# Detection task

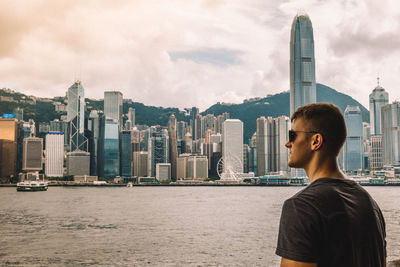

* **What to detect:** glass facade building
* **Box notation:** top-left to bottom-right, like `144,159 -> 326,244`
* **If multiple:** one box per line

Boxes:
382,102 -> 400,166
290,14 -> 316,116
99,117 -> 120,179
120,130 -> 132,177
343,106 -> 363,171
147,126 -> 169,177
104,91 -> 123,130
67,81 -> 87,152
369,81 -> 389,135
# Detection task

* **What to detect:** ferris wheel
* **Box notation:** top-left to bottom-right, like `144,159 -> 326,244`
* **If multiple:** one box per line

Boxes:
216,154 -> 243,181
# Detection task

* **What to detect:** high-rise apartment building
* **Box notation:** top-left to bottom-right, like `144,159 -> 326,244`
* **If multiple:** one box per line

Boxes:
343,106 -> 363,171
369,79 -> 389,135
147,126 -> 169,177
45,132 -> 64,177
382,102 -> 400,166
67,81 -> 87,152
290,14 -> 316,116
222,119 -> 243,176
104,91 -> 123,129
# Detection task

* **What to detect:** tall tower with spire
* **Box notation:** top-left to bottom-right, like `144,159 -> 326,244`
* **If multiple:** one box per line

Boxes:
290,14 -> 316,116
369,77 -> 389,135
67,80 -> 87,151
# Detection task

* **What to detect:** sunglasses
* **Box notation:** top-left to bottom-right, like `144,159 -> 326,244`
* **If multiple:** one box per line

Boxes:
288,130 -> 321,142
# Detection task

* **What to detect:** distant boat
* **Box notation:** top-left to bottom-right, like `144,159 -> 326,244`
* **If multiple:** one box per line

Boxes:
17,181 -> 48,192
126,182 -> 133,187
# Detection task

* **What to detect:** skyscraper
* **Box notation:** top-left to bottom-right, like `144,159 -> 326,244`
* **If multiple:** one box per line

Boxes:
343,106 -> 363,171
147,126 -> 169,177
290,14 -> 316,116
128,107 -> 135,129
0,118 -> 18,181
98,117 -> 120,179
67,81 -> 87,152
120,130 -> 132,177
222,119 -> 243,177
168,114 -> 178,180
104,91 -> 123,130
382,102 -> 400,166
45,132 -> 64,177
369,78 -> 389,135
23,137 -> 43,172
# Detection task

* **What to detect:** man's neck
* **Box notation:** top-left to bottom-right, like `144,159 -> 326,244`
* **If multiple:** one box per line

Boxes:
304,155 -> 345,184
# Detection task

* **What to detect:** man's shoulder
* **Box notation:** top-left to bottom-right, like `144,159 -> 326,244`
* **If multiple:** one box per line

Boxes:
287,178 -> 366,209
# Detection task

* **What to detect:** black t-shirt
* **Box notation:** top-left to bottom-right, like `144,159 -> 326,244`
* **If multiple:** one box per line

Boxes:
275,178 -> 386,266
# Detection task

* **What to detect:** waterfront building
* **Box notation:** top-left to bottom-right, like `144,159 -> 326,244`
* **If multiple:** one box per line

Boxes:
256,117 -> 268,176
0,139 -> 17,182
120,130 -> 132,177
290,14 -> 316,116
147,126 -> 169,177
23,137 -> 43,172
45,132 -> 64,177
256,116 -> 290,175
222,119 -> 243,175
168,114 -> 178,180
132,151 -> 148,177
243,144 -> 249,173
98,117 -> 120,179
0,119 -> 18,181
343,106 -> 363,171
67,81 -> 87,152
104,91 -> 123,130
370,135 -> 383,169
88,111 -> 101,176
369,78 -> 389,135
177,154 -> 208,180
156,163 -> 171,181
66,151 -> 90,176
382,102 -> 400,166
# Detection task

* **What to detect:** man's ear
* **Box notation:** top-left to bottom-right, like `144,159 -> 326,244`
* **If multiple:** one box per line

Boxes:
311,134 -> 323,151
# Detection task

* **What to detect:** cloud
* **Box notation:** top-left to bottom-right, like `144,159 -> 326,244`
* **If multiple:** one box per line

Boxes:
169,48 -> 244,67
1,0 -> 400,112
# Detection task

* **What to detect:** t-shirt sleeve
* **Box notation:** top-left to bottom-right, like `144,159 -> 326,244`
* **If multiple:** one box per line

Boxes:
275,198 -> 320,263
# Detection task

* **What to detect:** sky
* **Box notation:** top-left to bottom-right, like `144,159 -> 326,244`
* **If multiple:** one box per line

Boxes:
1,0 -> 399,111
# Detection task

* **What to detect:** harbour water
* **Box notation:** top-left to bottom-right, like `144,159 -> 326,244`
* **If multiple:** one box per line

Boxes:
1,186 -> 399,266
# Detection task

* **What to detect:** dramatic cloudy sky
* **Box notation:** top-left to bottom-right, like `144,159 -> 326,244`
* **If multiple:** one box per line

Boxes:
1,0 -> 399,111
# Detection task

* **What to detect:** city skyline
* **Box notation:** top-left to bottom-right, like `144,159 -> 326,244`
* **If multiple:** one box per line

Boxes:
1,0 -> 400,110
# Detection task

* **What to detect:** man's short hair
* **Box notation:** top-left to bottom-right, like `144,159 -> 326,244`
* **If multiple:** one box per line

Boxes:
291,103 -> 347,156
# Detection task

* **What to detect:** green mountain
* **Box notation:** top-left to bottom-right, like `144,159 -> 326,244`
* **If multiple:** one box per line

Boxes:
203,83 -> 369,142
0,83 -> 369,143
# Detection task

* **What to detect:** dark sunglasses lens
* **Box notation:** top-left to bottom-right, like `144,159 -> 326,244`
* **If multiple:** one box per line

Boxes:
289,130 -> 296,142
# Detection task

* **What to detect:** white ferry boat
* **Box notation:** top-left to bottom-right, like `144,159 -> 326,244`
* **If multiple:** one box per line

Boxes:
17,181 -> 48,192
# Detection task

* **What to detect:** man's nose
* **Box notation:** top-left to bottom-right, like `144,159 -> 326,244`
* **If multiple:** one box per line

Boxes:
285,141 -> 291,148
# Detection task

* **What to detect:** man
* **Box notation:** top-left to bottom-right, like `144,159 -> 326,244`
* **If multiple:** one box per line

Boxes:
276,103 -> 386,267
